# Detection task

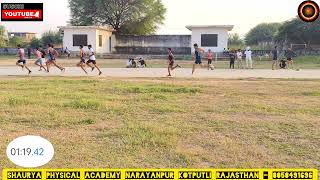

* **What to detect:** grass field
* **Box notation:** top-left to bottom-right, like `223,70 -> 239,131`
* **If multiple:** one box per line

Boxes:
0,55 -> 320,69
0,77 -> 319,172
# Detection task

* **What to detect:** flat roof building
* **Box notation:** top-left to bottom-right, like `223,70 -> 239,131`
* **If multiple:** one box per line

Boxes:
58,26 -> 114,54
186,25 -> 234,52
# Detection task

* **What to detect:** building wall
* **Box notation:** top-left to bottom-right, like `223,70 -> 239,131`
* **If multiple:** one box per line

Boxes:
62,29 -> 113,54
190,27 -> 229,52
26,34 -> 36,41
112,35 -> 191,55
95,29 -> 112,54
61,27 -> 229,54
62,28 -> 97,53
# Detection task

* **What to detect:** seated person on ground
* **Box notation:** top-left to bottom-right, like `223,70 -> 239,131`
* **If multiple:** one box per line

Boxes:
138,58 -> 147,68
126,58 -> 133,68
126,58 -> 137,68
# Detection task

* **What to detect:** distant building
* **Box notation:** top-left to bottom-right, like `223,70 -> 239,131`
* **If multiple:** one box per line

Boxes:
186,25 -> 234,52
8,32 -> 36,42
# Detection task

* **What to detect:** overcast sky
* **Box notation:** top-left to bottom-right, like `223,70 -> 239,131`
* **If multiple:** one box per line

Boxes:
1,0 -> 302,36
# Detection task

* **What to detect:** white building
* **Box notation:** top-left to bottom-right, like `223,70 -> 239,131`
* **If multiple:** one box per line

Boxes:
186,25 -> 234,52
58,26 -> 114,53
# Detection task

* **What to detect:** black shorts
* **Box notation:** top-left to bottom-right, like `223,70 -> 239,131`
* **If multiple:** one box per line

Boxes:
80,58 -> 86,63
195,59 -> 202,65
273,57 -> 278,61
17,59 -> 26,64
208,59 -> 212,64
87,60 -> 96,64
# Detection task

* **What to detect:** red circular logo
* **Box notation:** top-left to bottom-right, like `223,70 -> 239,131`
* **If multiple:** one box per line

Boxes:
298,1 -> 319,22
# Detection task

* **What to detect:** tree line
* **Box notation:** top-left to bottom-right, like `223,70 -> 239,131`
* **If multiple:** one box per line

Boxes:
229,17 -> 320,50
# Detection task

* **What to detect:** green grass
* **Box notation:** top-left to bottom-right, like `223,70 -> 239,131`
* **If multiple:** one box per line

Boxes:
302,91 -> 320,96
64,99 -> 102,110
0,77 -> 319,172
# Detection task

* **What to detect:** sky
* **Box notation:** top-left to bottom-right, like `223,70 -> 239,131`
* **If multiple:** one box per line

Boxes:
0,0 -> 303,37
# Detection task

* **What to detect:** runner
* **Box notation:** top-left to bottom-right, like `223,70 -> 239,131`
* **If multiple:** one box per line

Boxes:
77,45 -> 88,74
237,49 -> 243,69
46,44 -> 65,73
34,47 -> 47,72
207,49 -> 215,70
86,45 -> 102,75
167,48 -> 181,77
271,46 -> 278,70
285,48 -> 296,70
192,43 -> 205,75
16,44 -> 32,75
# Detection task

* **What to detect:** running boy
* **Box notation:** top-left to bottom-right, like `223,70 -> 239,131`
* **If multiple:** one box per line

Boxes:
16,45 -> 32,74
34,47 -> 47,71
46,44 -> 65,73
167,48 -> 181,77
77,45 -> 88,74
86,45 -> 102,75
192,43 -> 205,75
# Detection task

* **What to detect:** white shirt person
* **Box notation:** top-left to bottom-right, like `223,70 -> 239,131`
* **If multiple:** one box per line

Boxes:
245,47 -> 253,69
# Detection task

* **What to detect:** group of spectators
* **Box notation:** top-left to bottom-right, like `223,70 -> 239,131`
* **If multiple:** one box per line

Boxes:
224,46 -> 297,70
224,47 -> 253,69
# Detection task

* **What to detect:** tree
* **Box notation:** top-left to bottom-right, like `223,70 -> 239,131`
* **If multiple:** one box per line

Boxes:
0,25 -> 8,47
41,31 -> 62,46
245,23 -> 281,45
274,17 -> 320,48
69,0 -> 166,35
8,36 -> 27,47
30,38 -> 43,48
228,33 -> 244,46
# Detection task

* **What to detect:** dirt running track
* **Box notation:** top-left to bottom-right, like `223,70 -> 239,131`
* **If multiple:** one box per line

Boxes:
0,66 -> 320,79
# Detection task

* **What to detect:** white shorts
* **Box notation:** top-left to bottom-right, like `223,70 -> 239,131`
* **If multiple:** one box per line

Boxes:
35,58 -> 45,65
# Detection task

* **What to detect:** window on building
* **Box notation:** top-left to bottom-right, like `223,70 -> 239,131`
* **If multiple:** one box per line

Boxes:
201,34 -> 218,47
73,34 -> 87,46
99,35 -> 102,47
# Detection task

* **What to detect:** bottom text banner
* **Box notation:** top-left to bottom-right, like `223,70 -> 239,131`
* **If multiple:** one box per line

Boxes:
2,169 -> 318,180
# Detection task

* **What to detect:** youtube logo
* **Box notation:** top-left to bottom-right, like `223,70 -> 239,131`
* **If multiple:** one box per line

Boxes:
1,3 -> 43,21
